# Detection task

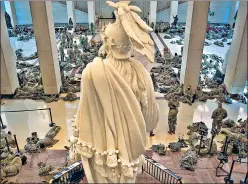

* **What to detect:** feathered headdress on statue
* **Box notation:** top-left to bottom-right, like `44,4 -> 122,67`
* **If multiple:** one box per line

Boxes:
106,1 -> 155,62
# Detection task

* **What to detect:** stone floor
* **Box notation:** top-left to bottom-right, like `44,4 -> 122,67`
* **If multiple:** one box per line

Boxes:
1,96 -> 247,150
152,151 -> 247,183
2,150 -> 247,183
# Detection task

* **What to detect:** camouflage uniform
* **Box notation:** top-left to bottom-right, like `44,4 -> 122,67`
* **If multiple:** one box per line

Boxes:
182,86 -> 193,105
1,156 -> 22,177
59,44 -> 64,62
168,98 -> 179,134
60,33 -> 66,48
37,162 -> 53,176
211,103 -> 227,135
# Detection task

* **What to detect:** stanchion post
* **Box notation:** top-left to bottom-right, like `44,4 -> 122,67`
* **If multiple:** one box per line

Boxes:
198,135 -> 204,155
208,134 -> 215,155
4,137 -> 10,152
223,136 -> 229,154
224,160 -> 235,184
48,108 -> 55,127
14,134 -> 20,153
0,116 -> 7,129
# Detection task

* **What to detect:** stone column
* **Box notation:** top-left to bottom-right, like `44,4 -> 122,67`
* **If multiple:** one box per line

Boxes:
169,1 -> 178,25
87,1 -> 95,27
67,1 -> 76,28
1,7 -> 19,94
149,1 -> 157,29
180,1 -> 210,92
4,1 -> 17,28
229,1 -> 238,26
224,2 -> 247,94
29,1 -> 61,94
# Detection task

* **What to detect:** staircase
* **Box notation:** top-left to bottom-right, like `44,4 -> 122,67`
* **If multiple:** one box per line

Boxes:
157,1 -> 186,13
50,155 -> 183,184
58,1 -> 88,14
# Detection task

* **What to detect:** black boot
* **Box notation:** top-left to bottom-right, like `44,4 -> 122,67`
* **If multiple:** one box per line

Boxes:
150,131 -> 155,137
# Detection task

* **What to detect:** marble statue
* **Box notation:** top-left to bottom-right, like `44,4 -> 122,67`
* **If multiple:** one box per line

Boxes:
168,96 -> 179,134
211,102 -> 227,135
69,1 -> 159,183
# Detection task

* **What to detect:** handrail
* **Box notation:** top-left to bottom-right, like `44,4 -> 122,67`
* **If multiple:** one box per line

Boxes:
143,155 -> 183,184
157,1 -> 186,13
58,1 -> 88,14
50,155 -> 183,184
50,161 -> 84,183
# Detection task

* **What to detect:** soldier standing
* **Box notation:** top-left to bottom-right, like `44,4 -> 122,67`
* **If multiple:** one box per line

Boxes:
211,102 -> 227,135
168,96 -> 179,134
60,32 -> 66,48
59,43 -> 64,62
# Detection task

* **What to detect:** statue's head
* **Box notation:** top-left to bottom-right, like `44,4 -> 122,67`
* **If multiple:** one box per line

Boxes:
102,20 -> 132,60
100,1 -> 154,62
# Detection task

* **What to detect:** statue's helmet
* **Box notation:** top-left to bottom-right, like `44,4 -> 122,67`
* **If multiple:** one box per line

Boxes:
102,19 -> 132,60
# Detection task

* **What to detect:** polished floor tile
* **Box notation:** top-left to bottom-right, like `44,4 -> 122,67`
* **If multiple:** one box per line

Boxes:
1,97 -> 247,150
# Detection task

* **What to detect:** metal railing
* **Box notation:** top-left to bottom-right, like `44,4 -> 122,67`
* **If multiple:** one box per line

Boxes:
142,155 -> 183,184
50,155 -> 183,184
50,161 -> 84,184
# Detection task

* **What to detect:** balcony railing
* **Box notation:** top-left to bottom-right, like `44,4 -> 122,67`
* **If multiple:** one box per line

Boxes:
50,155 -> 183,184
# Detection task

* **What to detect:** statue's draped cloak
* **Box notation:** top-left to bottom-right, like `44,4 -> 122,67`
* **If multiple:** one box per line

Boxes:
73,57 -> 159,183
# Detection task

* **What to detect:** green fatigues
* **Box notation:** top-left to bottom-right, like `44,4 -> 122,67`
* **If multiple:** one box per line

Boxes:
168,108 -> 178,133
211,107 -> 227,134
1,156 -> 22,177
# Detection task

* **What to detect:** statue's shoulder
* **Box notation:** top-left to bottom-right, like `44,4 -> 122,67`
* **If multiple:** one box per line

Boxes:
83,57 -> 106,81
83,57 -> 103,73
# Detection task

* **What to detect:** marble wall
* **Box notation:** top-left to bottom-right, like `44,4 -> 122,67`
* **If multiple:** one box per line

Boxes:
3,1 -> 88,25
52,2 -> 88,24
157,2 -> 188,23
2,1 -> 236,25
15,1 -> 32,25
157,1 -> 234,24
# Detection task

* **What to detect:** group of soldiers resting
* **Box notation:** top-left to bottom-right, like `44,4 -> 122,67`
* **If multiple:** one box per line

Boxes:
0,126 -> 61,180
1,130 -> 27,178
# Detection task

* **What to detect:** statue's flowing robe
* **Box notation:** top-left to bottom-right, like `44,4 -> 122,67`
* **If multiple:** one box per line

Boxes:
73,57 -> 159,183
